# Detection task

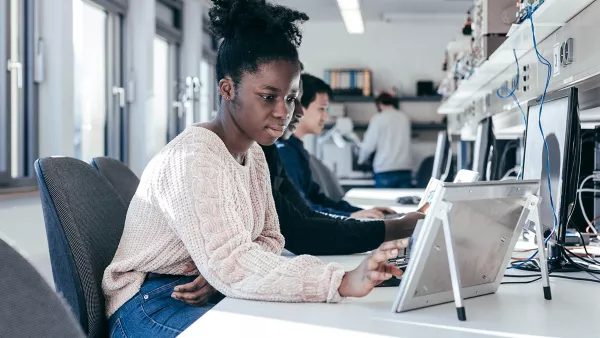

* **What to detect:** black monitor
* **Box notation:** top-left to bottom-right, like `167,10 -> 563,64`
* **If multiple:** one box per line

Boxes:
432,131 -> 450,180
472,117 -> 494,181
522,87 -> 580,266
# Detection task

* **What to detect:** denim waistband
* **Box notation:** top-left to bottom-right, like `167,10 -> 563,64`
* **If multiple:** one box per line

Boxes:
110,274 -> 195,325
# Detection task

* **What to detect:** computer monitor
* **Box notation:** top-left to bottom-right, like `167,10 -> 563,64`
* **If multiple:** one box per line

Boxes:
522,87 -> 580,265
432,131 -> 450,180
472,117 -> 494,181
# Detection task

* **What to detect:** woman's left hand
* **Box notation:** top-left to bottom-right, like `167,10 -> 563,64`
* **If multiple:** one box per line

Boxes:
171,263 -> 218,306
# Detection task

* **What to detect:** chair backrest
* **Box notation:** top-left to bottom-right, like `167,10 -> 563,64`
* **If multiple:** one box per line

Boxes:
0,237 -> 85,338
309,154 -> 346,202
35,157 -> 128,338
90,156 -> 140,206
415,156 -> 435,188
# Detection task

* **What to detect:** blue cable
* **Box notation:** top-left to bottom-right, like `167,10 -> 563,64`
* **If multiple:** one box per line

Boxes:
495,49 -> 527,180
508,8 -> 556,270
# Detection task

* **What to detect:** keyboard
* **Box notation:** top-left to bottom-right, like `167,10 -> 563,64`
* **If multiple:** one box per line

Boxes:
397,196 -> 421,205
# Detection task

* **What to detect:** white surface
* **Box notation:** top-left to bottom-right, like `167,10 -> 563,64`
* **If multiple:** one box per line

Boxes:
344,188 -> 424,208
437,0 -> 595,115
181,254 -> 600,338
339,179 -> 376,186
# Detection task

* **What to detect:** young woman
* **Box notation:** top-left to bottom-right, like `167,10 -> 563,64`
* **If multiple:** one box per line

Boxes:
102,1 -> 416,336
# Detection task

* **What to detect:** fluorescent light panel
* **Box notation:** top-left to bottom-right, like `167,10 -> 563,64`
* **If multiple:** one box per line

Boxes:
337,0 -> 364,34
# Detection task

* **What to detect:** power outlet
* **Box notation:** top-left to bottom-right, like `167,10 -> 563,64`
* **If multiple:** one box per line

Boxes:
553,43 -> 561,77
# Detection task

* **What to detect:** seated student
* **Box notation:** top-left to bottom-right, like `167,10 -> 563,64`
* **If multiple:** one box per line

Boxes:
358,93 -> 413,188
170,79 -> 424,306
102,1 -> 417,336
277,74 -> 392,219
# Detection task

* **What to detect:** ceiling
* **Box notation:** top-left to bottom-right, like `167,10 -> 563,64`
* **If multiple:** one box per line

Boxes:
272,0 -> 473,22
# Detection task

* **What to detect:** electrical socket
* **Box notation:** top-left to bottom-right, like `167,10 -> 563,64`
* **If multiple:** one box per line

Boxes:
553,43 -> 561,77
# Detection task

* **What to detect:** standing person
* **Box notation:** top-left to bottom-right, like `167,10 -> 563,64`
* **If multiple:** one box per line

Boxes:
358,93 -> 413,188
277,73 -> 393,219
102,1 -> 416,337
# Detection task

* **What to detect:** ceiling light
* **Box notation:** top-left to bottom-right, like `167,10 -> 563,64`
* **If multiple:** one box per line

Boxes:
337,0 -> 360,10
337,0 -> 364,34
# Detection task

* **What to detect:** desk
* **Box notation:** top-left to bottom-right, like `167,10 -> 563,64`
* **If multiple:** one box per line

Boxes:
344,188 -> 425,208
180,254 -> 600,338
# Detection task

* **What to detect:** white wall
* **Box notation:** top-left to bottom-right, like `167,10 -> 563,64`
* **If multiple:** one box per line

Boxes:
299,20 -> 463,96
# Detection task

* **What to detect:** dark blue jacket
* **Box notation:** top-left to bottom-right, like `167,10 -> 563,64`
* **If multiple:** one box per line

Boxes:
276,135 -> 362,217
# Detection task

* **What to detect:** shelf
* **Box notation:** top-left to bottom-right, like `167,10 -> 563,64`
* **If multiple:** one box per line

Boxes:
333,95 -> 442,103
437,0 -> 595,115
399,96 -> 442,103
332,96 -> 374,103
348,122 -> 446,132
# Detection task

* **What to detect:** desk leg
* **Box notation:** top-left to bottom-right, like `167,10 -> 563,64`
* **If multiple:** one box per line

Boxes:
440,210 -> 466,321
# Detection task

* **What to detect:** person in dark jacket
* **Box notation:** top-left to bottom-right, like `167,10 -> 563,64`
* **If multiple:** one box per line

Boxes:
277,73 -> 392,219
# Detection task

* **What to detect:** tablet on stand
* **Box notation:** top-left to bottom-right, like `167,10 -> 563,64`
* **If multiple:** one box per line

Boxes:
392,180 -> 550,321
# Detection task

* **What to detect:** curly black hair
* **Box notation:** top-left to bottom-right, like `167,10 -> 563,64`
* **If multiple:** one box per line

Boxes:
209,0 -> 309,85
300,73 -> 332,109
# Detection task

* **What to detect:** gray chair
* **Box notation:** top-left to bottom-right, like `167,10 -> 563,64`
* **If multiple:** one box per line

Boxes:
90,156 -> 140,206
309,154 -> 346,202
0,237 -> 85,338
35,157 -> 128,338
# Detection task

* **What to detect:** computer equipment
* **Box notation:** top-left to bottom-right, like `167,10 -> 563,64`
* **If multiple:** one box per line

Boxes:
522,87 -> 580,266
432,131 -> 450,181
472,117 -> 494,181
457,140 -> 473,171
396,196 -> 421,205
392,180 -> 541,317
394,170 -> 480,209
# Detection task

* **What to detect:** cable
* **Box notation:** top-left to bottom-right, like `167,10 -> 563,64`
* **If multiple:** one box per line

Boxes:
567,220 -> 600,265
578,175 -> 600,234
550,275 -> 600,284
529,7 -> 557,237
509,10 -> 555,269
495,49 -> 527,180
501,277 -> 542,285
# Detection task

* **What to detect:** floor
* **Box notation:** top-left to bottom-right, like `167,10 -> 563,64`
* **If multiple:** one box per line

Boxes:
0,192 -> 54,286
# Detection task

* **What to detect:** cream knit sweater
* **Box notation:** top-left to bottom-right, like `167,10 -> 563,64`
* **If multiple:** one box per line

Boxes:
102,126 -> 345,317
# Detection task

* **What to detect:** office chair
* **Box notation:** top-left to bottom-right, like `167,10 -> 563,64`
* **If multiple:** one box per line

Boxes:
91,156 -> 140,206
34,157 -> 128,338
309,154 -> 346,202
0,237 -> 85,338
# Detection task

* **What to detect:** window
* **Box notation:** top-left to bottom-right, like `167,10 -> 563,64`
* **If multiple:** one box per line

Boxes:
1,0 -> 38,187
72,0 -> 124,162
199,59 -> 213,123
155,0 -> 183,143
153,36 -> 170,155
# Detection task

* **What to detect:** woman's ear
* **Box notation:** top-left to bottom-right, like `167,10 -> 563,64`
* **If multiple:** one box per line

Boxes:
219,77 -> 236,101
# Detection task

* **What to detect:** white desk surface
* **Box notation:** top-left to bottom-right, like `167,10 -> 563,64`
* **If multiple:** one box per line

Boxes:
344,188 -> 425,209
180,253 -> 600,338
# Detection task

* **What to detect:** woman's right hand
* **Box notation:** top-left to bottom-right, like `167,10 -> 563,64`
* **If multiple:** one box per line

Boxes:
338,238 -> 409,298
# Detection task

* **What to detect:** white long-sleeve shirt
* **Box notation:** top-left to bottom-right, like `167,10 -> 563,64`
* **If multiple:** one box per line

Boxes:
102,126 -> 344,317
358,109 -> 412,174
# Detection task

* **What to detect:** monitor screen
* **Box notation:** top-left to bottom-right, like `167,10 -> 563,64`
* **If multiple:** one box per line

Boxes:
472,118 -> 493,180
431,131 -> 449,180
523,91 -> 579,237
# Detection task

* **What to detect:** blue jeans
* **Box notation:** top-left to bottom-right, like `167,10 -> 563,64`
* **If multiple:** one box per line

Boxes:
374,170 -> 413,188
109,274 -> 221,338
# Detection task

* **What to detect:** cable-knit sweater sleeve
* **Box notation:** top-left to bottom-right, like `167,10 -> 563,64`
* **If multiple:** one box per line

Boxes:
156,141 -> 345,303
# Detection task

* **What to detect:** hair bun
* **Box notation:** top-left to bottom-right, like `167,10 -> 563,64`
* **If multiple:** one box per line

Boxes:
209,0 -> 309,47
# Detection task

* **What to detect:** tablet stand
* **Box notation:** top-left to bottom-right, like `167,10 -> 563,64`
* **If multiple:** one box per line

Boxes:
434,193 -> 550,322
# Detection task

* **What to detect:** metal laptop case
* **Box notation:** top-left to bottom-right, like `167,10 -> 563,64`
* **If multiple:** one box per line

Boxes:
392,180 -> 540,314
